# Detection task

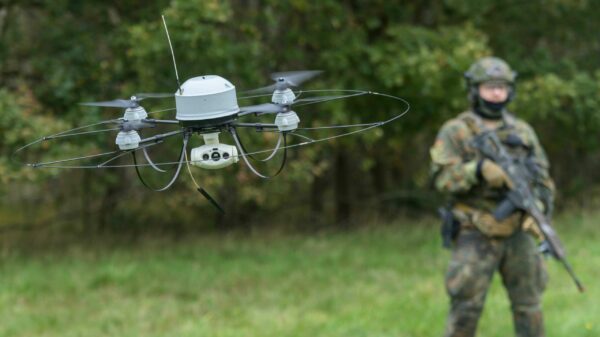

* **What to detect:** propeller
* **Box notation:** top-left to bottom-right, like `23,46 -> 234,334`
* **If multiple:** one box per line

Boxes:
243,70 -> 322,94
238,103 -> 288,116
292,95 -> 349,104
238,94 -> 349,116
80,93 -> 173,109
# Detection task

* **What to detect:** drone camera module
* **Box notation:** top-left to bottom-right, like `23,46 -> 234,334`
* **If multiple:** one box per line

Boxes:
191,144 -> 238,169
175,75 -> 239,124
189,132 -> 238,169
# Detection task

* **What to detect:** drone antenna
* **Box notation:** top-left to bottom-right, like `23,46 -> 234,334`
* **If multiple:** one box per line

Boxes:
161,15 -> 182,95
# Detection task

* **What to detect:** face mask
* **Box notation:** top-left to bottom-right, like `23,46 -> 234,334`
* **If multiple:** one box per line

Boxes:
474,97 -> 508,119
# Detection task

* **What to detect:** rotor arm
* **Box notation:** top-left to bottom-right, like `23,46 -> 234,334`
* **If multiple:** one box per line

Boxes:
118,117 -> 181,135
237,103 -> 288,117
139,129 -> 185,145
144,119 -> 180,125
230,122 -> 279,130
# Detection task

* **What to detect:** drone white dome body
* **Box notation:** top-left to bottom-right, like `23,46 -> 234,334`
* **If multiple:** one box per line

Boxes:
115,130 -> 141,150
175,75 -> 239,123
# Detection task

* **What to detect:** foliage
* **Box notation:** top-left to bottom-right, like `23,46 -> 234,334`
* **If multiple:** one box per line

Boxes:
1,0 -> 600,231
0,89 -> 68,185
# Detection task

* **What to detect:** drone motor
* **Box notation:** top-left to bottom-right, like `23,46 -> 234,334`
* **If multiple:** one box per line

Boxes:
115,130 -> 142,150
113,104 -> 153,150
123,104 -> 148,121
271,87 -> 296,105
274,111 -> 300,132
268,87 -> 299,132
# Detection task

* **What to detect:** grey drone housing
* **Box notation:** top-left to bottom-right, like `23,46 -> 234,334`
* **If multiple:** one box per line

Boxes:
175,75 -> 240,126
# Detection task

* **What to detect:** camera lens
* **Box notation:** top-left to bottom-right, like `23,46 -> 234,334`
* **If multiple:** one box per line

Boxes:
211,152 -> 221,161
202,154 -> 209,161
223,152 -> 230,159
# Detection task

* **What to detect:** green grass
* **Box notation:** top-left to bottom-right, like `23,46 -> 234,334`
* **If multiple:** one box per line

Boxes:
1,210 -> 599,337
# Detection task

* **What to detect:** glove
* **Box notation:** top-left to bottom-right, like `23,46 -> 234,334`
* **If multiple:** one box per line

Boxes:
538,240 -> 553,257
522,215 -> 544,241
478,159 -> 514,189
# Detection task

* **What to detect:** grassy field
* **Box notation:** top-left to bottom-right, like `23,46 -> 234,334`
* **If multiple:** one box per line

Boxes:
1,211 -> 598,337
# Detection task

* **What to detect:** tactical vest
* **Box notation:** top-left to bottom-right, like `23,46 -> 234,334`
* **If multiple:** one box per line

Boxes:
452,110 -> 539,238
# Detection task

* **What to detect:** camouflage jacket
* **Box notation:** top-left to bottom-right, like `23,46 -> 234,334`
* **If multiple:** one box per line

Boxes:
430,110 -> 555,214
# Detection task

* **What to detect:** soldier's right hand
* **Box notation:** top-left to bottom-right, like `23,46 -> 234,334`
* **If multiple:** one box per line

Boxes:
538,240 -> 553,257
479,159 -> 514,189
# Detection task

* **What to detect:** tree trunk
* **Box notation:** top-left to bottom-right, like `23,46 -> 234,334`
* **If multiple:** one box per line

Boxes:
310,168 -> 328,228
335,147 -> 351,227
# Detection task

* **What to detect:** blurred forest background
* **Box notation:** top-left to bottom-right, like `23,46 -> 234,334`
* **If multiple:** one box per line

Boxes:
2,0 -> 600,238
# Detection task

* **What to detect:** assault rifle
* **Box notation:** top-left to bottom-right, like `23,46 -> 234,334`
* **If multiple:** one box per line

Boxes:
471,130 -> 585,293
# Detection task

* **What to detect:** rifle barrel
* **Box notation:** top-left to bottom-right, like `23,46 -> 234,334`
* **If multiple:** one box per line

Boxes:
561,259 -> 585,293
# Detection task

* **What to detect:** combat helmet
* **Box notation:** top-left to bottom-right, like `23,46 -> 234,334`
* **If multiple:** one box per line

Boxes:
464,57 -> 517,119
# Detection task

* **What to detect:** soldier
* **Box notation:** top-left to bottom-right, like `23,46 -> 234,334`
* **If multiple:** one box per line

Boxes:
430,57 -> 555,337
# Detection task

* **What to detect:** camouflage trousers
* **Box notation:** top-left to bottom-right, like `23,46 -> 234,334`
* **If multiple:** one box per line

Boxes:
443,229 -> 548,337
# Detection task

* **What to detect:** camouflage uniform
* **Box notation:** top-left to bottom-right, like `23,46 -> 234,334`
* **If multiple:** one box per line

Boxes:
431,58 -> 555,337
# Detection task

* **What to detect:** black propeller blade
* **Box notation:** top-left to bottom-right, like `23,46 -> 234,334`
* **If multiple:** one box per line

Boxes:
238,93 -> 351,116
135,93 -> 174,99
270,70 -> 322,87
80,99 -> 138,109
80,93 -> 173,109
243,70 -> 322,94
292,95 -> 349,104
238,103 -> 287,116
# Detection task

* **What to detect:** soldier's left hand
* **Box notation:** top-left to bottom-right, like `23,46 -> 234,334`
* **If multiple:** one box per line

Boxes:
479,159 -> 514,189
522,215 -> 544,241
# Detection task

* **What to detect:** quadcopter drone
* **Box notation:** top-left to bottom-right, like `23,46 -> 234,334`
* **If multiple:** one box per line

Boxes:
15,16 -> 409,211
